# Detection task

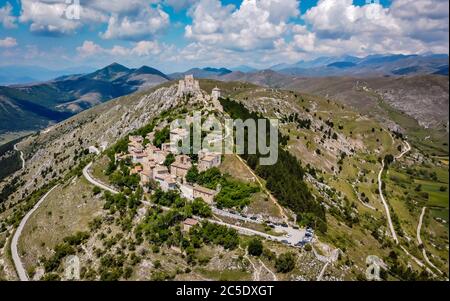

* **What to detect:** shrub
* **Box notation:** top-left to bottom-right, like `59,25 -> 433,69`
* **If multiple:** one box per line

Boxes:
247,238 -> 263,257
275,252 -> 296,273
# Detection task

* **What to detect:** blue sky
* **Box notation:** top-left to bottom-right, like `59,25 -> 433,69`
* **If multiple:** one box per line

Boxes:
0,0 -> 447,73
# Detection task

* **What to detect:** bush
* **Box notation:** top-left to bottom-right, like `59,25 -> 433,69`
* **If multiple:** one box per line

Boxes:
275,252 -> 296,273
247,238 -> 263,257
92,186 -> 101,195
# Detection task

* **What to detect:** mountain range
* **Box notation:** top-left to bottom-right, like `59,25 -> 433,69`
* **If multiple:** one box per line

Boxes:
0,53 -> 448,143
0,63 -> 170,136
269,54 -> 448,77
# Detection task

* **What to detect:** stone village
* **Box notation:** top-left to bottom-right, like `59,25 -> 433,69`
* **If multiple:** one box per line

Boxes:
115,75 -> 223,205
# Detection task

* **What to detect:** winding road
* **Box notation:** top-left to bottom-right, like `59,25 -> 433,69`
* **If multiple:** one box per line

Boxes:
316,262 -> 329,281
377,159 -> 399,244
376,139 -> 411,244
417,207 -> 444,275
14,143 -> 25,171
11,184 -> 60,281
83,162 -> 119,194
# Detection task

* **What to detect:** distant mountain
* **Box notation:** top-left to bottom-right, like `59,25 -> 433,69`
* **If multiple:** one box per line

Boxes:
327,62 -> 357,69
169,67 -> 232,79
271,54 -> 449,77
230,65 -> 258,73
433,65 -> 449,76
0,63 -> 170,137
221,70 -> 294,88
0,65 -> 95,85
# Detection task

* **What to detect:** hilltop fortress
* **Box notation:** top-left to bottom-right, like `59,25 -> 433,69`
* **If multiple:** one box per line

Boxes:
176,74 -> 223,112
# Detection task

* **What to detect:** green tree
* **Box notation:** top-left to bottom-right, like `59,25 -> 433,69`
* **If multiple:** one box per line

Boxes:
186,166 -> 199,183
247,238 -> 263,256
275,252 -> 296,273
153,127 -> 170,148
163,153 -> 175,167
191,198 -> 212,218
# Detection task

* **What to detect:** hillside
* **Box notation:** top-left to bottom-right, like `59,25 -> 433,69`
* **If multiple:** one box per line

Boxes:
218,73 -> 449,156
0,63 -> 169,141
0,78 -> 447,281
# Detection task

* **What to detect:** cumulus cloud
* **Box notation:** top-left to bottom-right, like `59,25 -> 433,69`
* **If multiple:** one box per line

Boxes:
164,0 -> 198,12
77,40 -> 167,58
0,2 -> 17,28
19,0 -> 169,39
181,0 -> 448,65
292,0 -> 449,56
100,7 -> 169,40
185,0 -> 300,51
0,37 -> 17,48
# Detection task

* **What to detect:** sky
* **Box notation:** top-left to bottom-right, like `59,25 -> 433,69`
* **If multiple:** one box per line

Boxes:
0,0 -> 448,73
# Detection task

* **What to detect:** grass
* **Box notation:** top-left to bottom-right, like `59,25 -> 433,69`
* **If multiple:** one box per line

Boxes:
196,267 -> 252,281
219,154 -> 255,182
18,176 -> 104,274
246,192 -> 283,219
414,179 -> 449,208
90,155 -> 112,185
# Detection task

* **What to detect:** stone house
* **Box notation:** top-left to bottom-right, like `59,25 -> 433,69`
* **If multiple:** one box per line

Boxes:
193,185 -> 217,204
170,155 -> 192,181
182,218 -> 199,232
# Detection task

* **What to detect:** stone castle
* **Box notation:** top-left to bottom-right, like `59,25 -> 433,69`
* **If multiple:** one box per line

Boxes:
176,74 -> 201,97
176,75 -> 223,112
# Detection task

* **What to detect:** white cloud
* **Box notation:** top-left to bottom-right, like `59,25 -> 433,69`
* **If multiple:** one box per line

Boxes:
77,40 -> 167,58
164,0 -> 197,12
0,2 -> 17,28
0,37 -> 17,48
18,0 -> 169,39
19,0 -> 107,35
185,0 -> 300,51
77,40 -> 105,57
100,7 -> 169,40
290,0 -> 449,57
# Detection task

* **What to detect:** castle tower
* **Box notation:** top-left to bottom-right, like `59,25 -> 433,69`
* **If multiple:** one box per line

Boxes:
177,74 -> 201,97
211,87 -> 221,101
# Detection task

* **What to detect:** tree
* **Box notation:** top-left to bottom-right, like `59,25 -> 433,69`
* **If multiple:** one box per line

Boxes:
186,166 -> 199,183
247,238 -> 263,256
384,154 -> 394,165
153,126 -> 170,148
163,153 -> 175,167
191,198 -> 212,218
92,186 -> 101,195
275,252 -> 296,273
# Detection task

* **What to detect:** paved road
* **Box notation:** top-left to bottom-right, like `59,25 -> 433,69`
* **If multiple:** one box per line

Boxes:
377,159 -> 399,244
14,143 -> 25,170
417,207 -> 444,276
83,162 -> 119,194
11,184 -> 60,281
